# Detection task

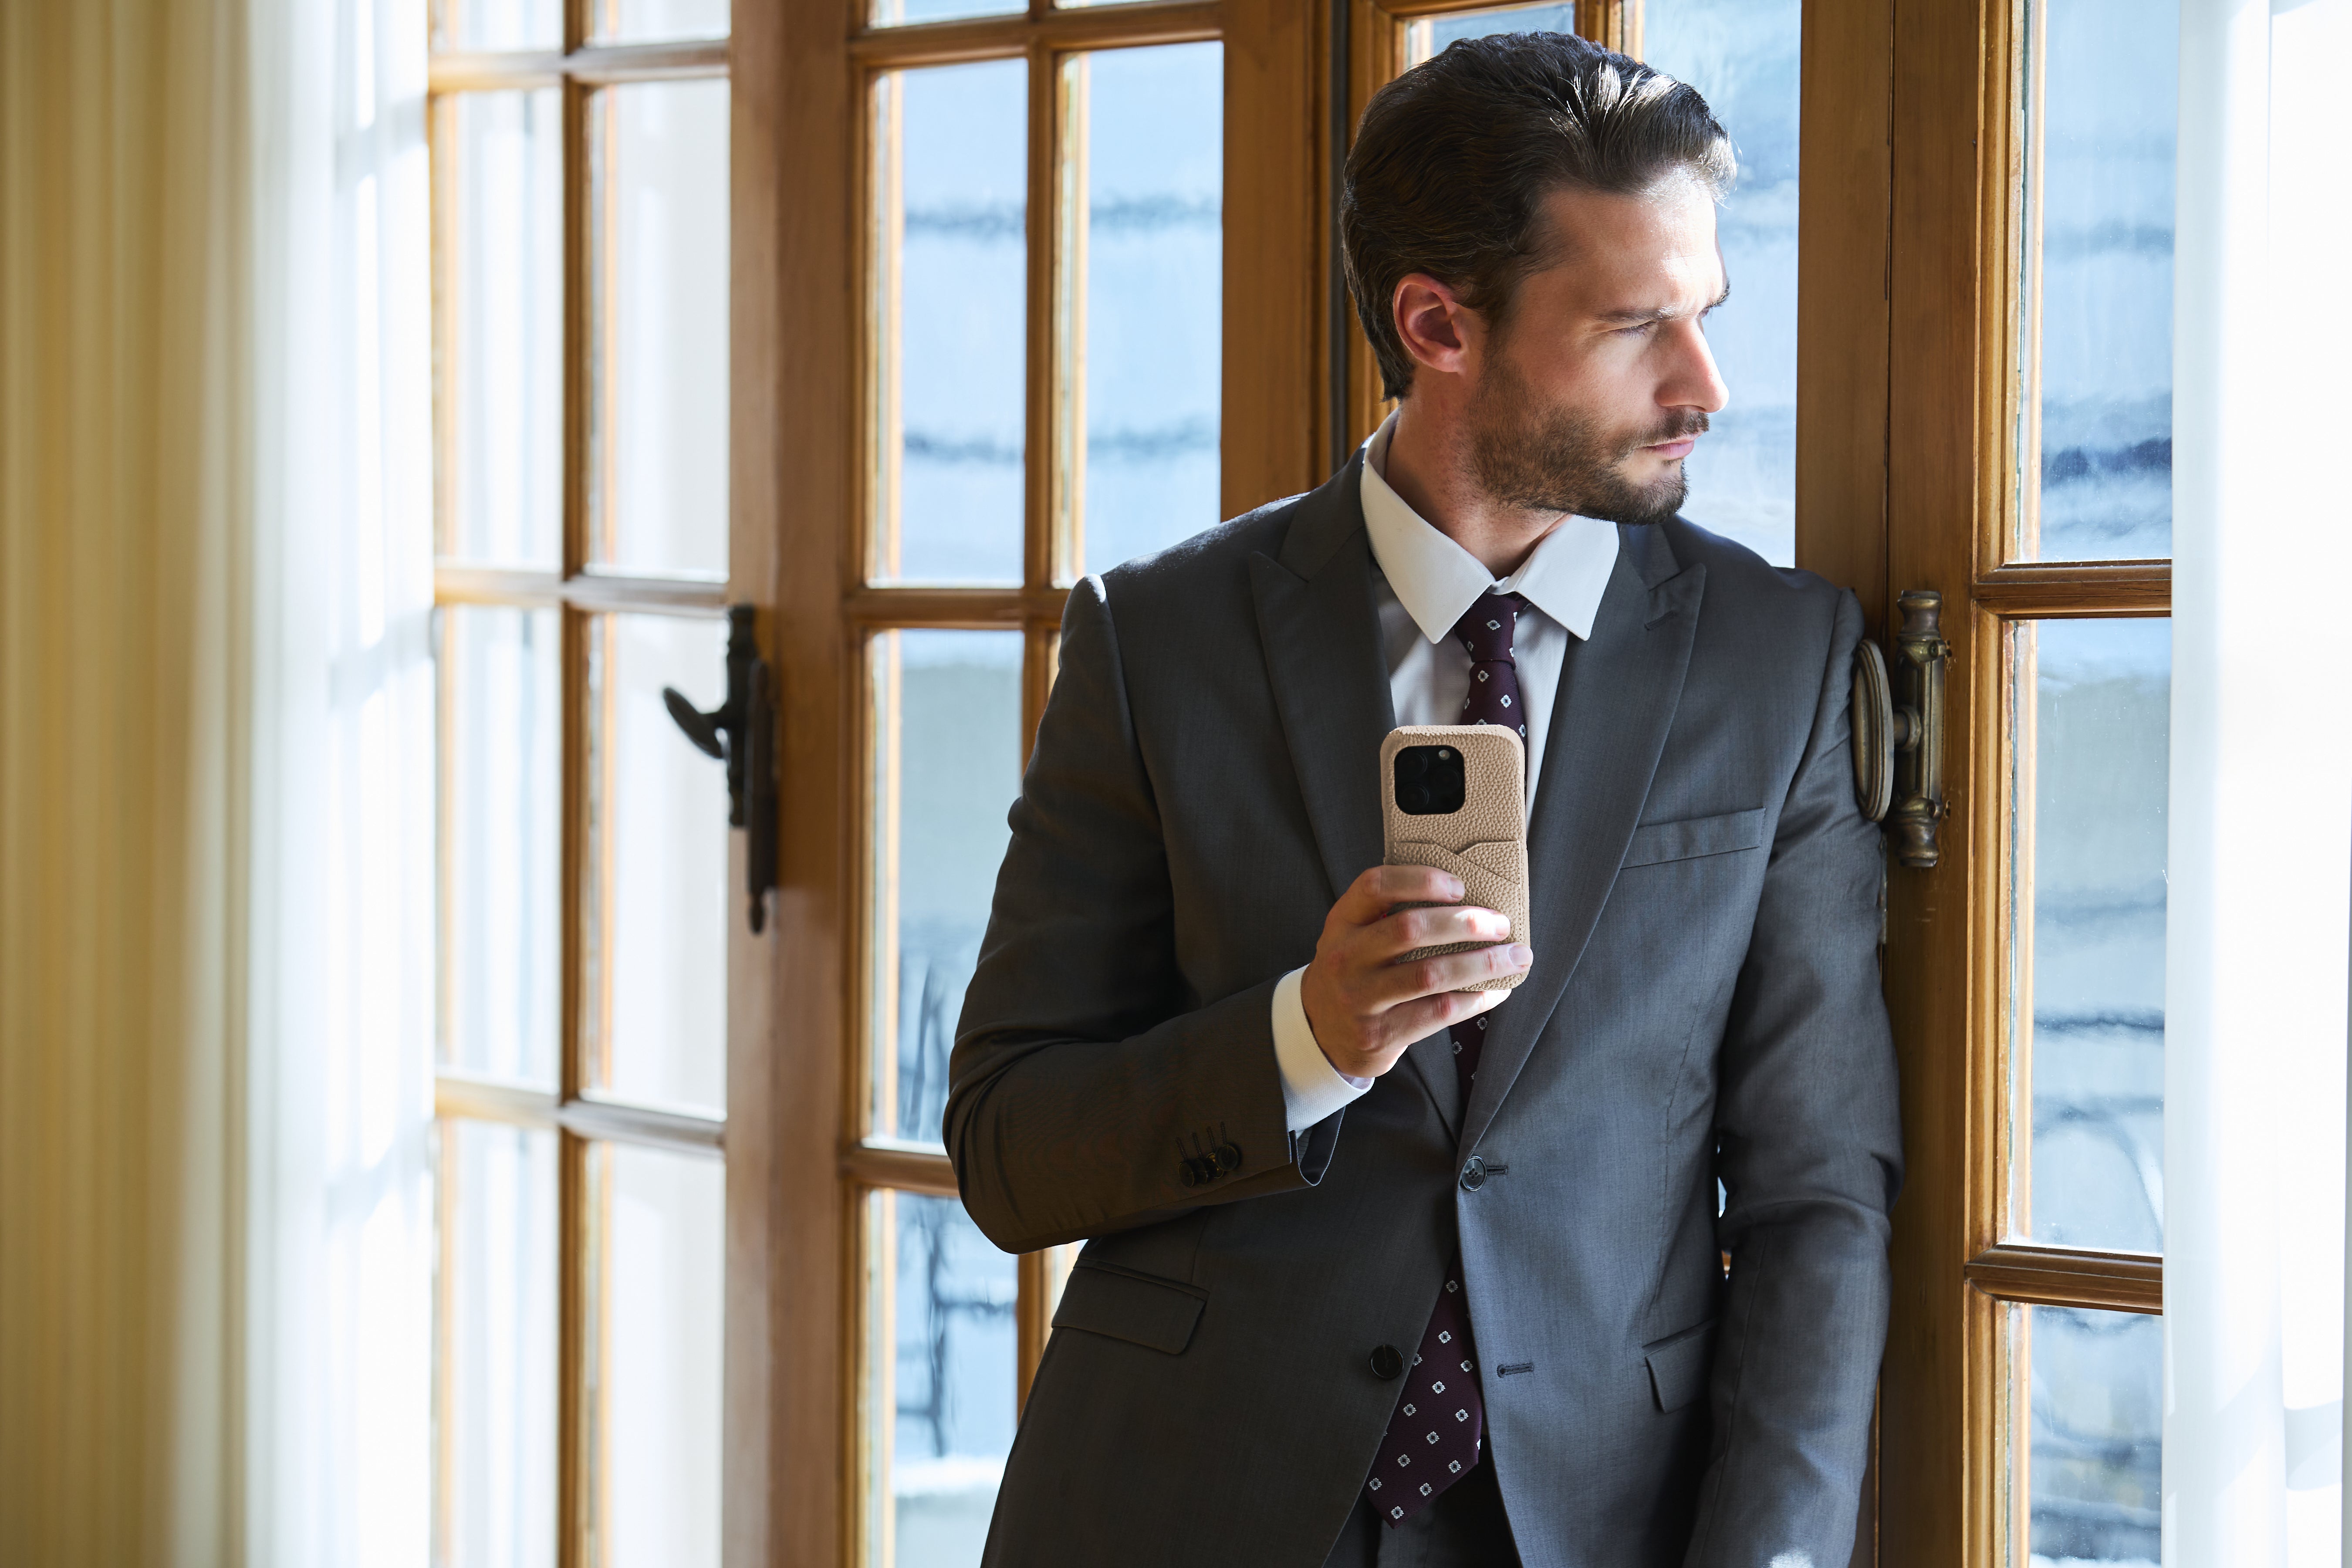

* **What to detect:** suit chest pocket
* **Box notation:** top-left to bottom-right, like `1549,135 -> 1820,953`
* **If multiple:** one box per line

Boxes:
1620,808 -> 1767,870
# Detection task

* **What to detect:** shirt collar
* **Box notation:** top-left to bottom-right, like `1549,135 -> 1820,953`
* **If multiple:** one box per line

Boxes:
1358,411 -> 1620,645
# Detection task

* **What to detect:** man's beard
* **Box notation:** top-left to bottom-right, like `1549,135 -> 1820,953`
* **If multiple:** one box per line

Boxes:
1465,352 -> 1707,525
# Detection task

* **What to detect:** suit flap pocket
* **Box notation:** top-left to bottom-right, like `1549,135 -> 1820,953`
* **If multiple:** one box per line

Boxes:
1622,808 -> 1767,869
1052,1264 -> 1206,1355
1643,1318 -> 1717,1413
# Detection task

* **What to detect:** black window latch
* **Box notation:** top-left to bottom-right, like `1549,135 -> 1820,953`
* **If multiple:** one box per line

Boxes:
662,603 -> 779,933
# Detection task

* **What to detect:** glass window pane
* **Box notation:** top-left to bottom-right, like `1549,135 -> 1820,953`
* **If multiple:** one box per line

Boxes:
1400,6 -> 1798,566
591,0 -> 729,42
869,632 -> 1023,1145
589,1141 -> 724,1568
874,62 -> 1027,585
1064,44 -> 1222,574
872,0 -> 1022,27
1637,0 -> 1801,568
2029,1305 -> 2162,1566
1403,1 -> 1576,61
436,0 -> 561,52
438,1119 -> 559,1568
865,1190 -> 1016,1568
441,606 -> 562,1087
585,613 -> 730,1115
444,89 -> 564,569
2016,618 -> 2169,1250
591,80 -> 731,579
2020,0 -> 2178,561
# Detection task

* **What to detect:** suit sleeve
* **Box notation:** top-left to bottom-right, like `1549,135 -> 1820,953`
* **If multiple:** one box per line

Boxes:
1684,588 -> 1903,1568
945,575 -> 1342,1255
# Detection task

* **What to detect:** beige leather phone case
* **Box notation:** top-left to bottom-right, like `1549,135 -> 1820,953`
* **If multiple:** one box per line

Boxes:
1380,724 -> 1530,991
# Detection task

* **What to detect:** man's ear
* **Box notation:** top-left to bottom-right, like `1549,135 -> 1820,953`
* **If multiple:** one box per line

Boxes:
1392,274 -> 1477,379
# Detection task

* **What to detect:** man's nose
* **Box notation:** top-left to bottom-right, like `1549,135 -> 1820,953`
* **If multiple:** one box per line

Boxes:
1661,320 -> 1730,416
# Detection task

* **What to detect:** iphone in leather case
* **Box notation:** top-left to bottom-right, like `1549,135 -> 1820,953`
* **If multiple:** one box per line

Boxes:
1380,724 -> 1530,991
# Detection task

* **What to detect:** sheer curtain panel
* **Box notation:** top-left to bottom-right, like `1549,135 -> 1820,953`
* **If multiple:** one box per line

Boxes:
2165,0 -> 2352,1562
0,0 -> 436,1563
243,0 -> 437,1563
0,3 -> 254,1561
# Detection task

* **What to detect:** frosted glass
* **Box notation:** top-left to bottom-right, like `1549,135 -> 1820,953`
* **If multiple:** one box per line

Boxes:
868,631 -> 1023,1145
441,606 -> 561,1087
595,1141 -> 725,1568
586,613 -> 730,1115
875,62 -> 1027,584
2028,1306 -> 2161,1566
1066,44 -> 1223,572
2018,619 -> 2169,1250
439,0 -> 561,51
439,1120 -> 559,1568
592,0 -> 729,41
592,80 -> 731,579
446,90 -> 564,569
2022,0 -> 2178,560
868,1190 -> 1015,1568
872,0 -> 1021,25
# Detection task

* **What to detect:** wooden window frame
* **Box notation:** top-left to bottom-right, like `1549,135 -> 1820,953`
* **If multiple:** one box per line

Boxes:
426,8 -> 748,1568
1876,0 -> 2169,1562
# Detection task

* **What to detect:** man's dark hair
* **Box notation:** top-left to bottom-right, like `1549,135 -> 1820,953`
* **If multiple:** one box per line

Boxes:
1341,32 -> 1735,400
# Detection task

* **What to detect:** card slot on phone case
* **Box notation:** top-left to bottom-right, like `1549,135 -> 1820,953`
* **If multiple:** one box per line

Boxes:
1388,839 -> 1529,991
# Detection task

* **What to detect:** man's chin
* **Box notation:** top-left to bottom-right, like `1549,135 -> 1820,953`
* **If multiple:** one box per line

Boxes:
1577,464 -> 1689,527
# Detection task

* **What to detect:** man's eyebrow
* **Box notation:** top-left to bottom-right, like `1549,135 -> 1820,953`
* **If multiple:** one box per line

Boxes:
1595,282 -> 1733,325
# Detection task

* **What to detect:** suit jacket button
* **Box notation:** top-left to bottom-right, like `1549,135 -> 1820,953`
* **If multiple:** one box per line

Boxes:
1369,1344 -> 1405,1380
1213,1141 -> 1242,1173
1179,1161 -> 1203,1187
1459,1156 -> 1487,1192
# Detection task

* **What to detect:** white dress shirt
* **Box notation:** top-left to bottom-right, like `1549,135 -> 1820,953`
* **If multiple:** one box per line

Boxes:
1270,414 -> 1622,1132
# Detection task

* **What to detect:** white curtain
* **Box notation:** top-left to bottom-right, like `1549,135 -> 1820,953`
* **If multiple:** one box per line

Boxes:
2164,1 -> 2352,1563
242,0 -> 437,1562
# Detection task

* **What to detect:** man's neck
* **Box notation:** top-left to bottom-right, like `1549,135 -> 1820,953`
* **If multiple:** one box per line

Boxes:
1381,402 -> 1565,579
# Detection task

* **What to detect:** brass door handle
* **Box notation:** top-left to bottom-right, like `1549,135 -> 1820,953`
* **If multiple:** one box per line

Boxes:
1851,589 -> 1951,868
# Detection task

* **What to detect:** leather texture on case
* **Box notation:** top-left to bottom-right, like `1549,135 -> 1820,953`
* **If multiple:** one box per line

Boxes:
1380,725 -> 1530,991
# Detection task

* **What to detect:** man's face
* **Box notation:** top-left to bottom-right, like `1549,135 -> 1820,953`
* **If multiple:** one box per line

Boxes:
1463,176 -> 1730,524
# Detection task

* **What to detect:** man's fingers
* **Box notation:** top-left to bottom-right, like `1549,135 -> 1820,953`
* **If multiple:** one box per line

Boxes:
1332,863 -> 1464,926
1374,982 -> 1512,1049
1372,903 -> 1513,956
1358,940 -> 1534,1010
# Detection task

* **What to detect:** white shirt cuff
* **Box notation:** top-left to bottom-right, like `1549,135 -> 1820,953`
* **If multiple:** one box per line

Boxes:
1272,966 -> 1373,1133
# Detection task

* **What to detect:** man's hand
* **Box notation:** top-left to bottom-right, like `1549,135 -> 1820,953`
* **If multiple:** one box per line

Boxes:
1298,865 -> 1533,1080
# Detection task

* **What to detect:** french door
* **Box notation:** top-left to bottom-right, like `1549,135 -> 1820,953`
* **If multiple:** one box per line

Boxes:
421,0 -> 2178,1563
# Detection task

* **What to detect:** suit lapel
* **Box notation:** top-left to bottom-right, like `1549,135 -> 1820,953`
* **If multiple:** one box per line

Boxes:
1457,527 -> 1707,1155
1249,458 -> 1462,1138
1248,456 -> 1392,903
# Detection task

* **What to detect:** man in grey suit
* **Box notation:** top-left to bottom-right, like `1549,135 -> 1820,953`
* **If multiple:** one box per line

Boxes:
947,30 -> 1899,1568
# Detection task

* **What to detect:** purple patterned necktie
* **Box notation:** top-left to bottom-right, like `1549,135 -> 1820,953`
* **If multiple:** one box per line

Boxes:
1365,590 -> 1525,1527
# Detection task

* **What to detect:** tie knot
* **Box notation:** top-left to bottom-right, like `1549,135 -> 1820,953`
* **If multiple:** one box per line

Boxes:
1452,591 -> 1524,662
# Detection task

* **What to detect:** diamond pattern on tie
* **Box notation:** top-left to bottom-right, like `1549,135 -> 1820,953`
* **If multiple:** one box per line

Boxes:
1362,589 -> 1528,1527
1367,1258 -> 1485,1525
1454,589 -> 1527,740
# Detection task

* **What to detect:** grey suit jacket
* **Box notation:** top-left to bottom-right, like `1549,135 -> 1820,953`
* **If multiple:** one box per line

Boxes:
947,455 -> 1901,1568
